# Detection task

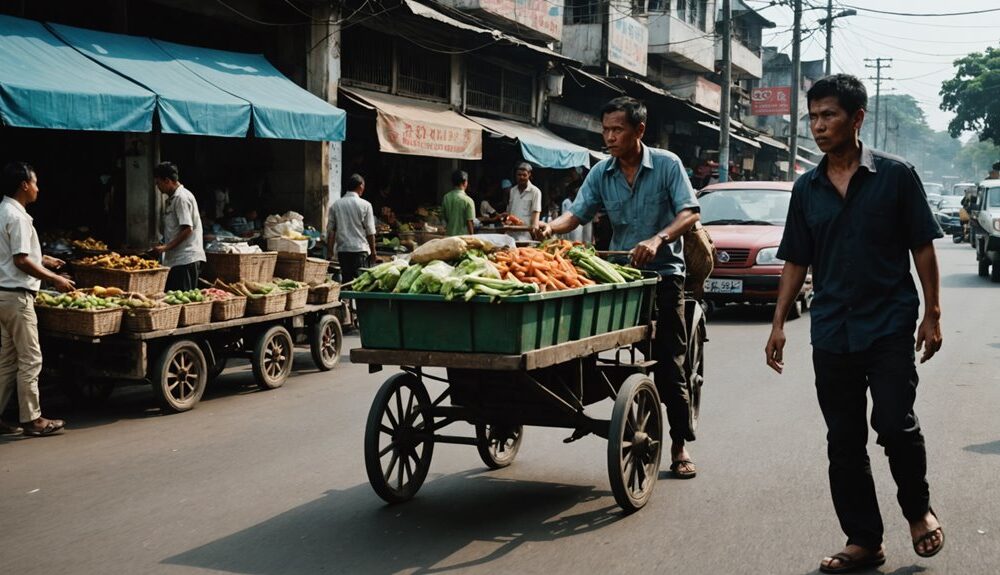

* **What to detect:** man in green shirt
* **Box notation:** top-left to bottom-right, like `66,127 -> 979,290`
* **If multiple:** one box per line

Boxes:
441,170 -> 475,236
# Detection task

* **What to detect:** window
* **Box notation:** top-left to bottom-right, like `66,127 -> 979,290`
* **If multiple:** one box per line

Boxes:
396,42 -> 449,101
341,29 -> 449,101
466,60 -> 533,120
341,28 -> 392,91
566,0 -> 600,24
698,0 -> 708,30
647,0 -> 669,11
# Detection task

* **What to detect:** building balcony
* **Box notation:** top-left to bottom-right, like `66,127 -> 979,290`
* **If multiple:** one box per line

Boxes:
563,10 -> 648,76
647,13 -> 715,73
716,39 -> 762,79
439,0 -> 563,43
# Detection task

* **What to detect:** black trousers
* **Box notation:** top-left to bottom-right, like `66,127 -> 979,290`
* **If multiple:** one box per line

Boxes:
653,275 -> 693,444
338,252 -> 369,284
813,334 -> 930,550
166,262 -> 201,292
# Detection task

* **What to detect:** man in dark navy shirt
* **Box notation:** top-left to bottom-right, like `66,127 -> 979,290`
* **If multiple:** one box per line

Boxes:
764,74 -> 945,573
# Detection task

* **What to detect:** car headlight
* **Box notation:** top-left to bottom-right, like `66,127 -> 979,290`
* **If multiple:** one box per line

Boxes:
993,218 -> 1000,232
755,247 -> 784,265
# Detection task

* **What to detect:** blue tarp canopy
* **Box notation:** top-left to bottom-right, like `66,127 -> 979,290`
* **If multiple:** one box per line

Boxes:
48,23 -> 252,138
155,40 -> 346,142
0,14 -> 155,132
467,115 -> 590,169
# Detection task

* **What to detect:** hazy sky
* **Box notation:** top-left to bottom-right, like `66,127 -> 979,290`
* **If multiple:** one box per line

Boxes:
749,0 -> 1000,135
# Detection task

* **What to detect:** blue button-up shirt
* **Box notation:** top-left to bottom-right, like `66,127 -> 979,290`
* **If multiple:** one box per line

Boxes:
569,144 -> 700,277
777,144 -> 943,353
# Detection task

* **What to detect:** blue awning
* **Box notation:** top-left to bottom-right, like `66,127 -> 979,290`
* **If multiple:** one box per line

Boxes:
154,40 -> 346,142
48,23 -> 252,138
0,14 -> 155,132
467,115 -> 590,169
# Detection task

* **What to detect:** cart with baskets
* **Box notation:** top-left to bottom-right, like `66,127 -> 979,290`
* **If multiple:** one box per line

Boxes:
39,301 -> 344,412
348,275 -> 706,513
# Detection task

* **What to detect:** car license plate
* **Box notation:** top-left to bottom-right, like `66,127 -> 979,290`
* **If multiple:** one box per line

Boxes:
704,278 -> 743,293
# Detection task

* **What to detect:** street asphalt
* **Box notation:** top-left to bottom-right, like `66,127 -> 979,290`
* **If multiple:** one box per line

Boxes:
1,238 -> 998,575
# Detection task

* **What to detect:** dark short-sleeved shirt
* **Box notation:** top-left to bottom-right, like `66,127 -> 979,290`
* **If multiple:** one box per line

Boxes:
569,144 -> 700,277
778,144 -> 943,353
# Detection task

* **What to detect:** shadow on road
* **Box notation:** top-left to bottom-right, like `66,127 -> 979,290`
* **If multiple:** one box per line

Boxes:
797,564 -> 927,575
964,440 -> 1000,456
941,272 -> 997,289
164,470 -> 624,574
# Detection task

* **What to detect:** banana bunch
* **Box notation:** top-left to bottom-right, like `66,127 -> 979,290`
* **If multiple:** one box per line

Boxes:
72,237 -> 108,251
273,278 -> 306,291
212,279 -> 276,299
35,290 -> 122,310
78,252 -> 160,271
91,285 -> 125,297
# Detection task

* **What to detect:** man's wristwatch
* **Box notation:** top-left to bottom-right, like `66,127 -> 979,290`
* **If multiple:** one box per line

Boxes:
657,232 -> 670,243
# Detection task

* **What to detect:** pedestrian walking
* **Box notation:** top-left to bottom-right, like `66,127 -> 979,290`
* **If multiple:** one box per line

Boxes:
764,74 -> 945,573
534,97 -> 701,478
0,162 -> 75,437
151,162 -> 205,291
328,173 -> 376,285
441,170 -> 475,237
505,163 -> 542,242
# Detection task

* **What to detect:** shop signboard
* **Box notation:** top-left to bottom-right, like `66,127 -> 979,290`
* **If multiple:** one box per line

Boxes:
548,103 -> 602,134
377,111 -> 482,160
608,16 -> 648,76
751,86 -> 791,116
478,0 -> 563,41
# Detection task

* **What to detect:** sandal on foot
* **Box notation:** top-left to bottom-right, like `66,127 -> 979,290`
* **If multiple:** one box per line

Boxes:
913,508 -> 945,558
669,459 -> 697,479
22,418 -> 64,437
819,549 -> 886,574
0,420 -> 23,435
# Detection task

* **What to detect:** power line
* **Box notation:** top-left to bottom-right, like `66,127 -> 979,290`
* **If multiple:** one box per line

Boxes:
865,57 -> 892,148
849,23 -> 1000,45
841,27 -> 973,58
837,4 -> 1000,17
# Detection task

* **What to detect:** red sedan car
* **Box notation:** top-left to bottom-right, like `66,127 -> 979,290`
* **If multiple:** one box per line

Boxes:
697,181 -> 813,318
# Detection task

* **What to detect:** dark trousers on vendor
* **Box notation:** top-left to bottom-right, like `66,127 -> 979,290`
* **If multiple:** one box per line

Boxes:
338,252 -> 369,284
653,274 -> 694,443
812,333 -> 930,550
166,261 -> 201,292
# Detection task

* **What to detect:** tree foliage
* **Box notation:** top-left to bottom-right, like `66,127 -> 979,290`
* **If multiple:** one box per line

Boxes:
940,46 -> 1000,146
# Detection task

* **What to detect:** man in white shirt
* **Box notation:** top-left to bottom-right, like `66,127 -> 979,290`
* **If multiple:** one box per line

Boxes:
328,174 -> 376,284
0,162 -> 75,437
506,163 -> 542,242
152,162 -> 206,291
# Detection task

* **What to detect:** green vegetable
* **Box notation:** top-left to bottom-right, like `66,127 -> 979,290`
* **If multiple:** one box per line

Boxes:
568,246 -> 628,284
394,264 -> 424,293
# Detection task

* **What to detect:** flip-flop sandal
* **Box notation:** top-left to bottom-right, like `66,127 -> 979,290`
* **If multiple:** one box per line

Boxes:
819,550 -> 887,574
23,420 -> 64,437
913,508 -> 945,558
669,459 -> 697,479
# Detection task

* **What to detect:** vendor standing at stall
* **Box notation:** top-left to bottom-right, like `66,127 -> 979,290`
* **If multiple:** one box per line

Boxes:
0,162 -> 74,437
328,173 -> 376,284
506,163 -> 542,242
442,170 -> 475,236
152,162 -> 205,291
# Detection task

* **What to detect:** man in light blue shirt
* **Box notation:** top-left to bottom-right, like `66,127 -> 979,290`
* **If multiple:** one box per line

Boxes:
534,97 -> 702,478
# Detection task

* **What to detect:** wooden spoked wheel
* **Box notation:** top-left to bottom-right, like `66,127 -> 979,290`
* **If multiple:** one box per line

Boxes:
607,374 -> 663,513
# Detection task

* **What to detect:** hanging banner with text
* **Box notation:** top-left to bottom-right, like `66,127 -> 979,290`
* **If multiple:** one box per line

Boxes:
751,86 -> 791,116
376,111 -> 482,160
608,16 -> 648,76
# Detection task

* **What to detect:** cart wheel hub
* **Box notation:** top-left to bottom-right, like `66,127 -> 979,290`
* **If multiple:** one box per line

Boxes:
632,431 -> 653,456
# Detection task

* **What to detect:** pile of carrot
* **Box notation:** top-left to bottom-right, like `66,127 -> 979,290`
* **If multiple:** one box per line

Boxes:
490,246 -> 596,291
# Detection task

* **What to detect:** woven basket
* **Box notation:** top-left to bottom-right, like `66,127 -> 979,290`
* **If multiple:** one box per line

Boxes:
73,266 -> 169,295
285,287 -> 309,310
204,252 -> 277,283
123,305 -> 181,333
211,296 -> 247,321
179,300 -> 213,326
274,256 -> 329,284
307,283 -> 341,304
36,306 -> 124,337
245,292 -> 287,316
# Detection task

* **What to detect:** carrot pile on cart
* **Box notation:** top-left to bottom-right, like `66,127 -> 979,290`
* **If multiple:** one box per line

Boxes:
348,237 -> 644,300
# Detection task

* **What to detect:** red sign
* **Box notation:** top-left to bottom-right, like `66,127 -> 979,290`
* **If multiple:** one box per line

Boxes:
751,86 -> 791,116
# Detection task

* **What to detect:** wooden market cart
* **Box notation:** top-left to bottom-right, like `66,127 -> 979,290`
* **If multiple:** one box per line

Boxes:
347,275 -> 707,513
39,301 -> 344,413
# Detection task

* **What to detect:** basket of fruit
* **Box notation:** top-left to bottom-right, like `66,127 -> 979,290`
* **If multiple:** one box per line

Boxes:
122,297 -> 182,333
273,255 -> 329,284
34,289 -> 125,337
204,252 -> 278,283
71,237 -> 109,256
73,252 -> 169,295
273,278 -> 309,310
162,290 -> 213,326
202,288 -> 247,321
211,279 -> 286,316
307,282 -> 341,304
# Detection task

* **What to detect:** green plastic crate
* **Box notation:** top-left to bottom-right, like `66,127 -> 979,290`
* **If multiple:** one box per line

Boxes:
345,275 -> 658,355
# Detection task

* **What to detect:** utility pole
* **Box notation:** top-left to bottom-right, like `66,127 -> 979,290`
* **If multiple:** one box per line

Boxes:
864,57 -> 892,149
788,0 -> 801,181
820,3 -> 855,76
718,0 -> 732,183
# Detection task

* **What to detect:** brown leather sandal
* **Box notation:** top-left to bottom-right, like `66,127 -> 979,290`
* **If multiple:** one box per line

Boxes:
819,548 -> 886,573
913,508 -> 945,558
22,418 -> 64,437
669,459 -> 697,479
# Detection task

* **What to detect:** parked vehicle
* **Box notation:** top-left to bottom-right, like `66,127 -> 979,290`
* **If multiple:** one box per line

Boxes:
924,182 -> 945,197
926,192 -> 943,210
972,179 -> 1000,282
933,196 -> 964,238
697,182 -> 813,318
